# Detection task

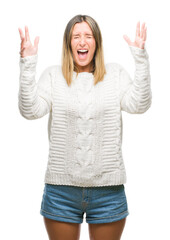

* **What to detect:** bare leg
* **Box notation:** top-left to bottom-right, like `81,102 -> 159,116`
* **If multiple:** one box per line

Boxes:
88,217 -> 126,240
43,217 -> 81,240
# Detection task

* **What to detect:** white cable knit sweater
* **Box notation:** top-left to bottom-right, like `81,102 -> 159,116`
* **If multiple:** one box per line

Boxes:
18,46 -> 152,187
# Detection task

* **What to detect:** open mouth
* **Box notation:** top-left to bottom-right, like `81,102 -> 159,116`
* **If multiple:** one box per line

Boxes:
77,49 -> 89,59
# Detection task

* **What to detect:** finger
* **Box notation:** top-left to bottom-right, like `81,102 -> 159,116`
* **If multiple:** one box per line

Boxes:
123,35 -> 132,45
25,25 -> 31,42
34,36 -> 40,49
19,47 -> 26,57
21,37 -> 25,49
143,26 -> 147,41
136,21 -> 140,37
140,22 -> 145,39
18,27 -> 25,41
18,28 -> 26,50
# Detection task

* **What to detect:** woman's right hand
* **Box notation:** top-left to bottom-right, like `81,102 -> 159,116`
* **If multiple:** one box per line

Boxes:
18,26 -> 39,58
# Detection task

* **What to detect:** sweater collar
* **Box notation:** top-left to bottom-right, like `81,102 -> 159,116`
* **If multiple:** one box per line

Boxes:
73,71 -> 94,80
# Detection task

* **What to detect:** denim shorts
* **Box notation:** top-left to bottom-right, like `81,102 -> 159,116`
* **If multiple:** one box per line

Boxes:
40,183 -> 129,224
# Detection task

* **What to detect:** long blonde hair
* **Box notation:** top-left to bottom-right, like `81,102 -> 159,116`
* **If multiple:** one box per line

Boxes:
61,14 -> 106,86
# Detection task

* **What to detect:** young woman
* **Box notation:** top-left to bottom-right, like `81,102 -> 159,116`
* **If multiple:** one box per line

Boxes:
18,15 -> 151,240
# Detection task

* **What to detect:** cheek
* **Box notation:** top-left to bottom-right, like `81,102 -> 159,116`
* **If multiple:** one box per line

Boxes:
90,43 -> 96,57
71,41 -> 76,52
91,40 -> 96,53
71,41 -> 79,56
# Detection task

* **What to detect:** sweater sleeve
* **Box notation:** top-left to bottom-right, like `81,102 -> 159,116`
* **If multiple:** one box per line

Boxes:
119,46 -> 152,114
18,54 -> 52,120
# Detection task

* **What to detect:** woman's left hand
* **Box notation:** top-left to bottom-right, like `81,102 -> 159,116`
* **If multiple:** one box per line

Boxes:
123,22 -> 147,49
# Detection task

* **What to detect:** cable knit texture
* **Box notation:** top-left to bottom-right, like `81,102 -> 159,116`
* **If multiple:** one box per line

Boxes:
18,46 -> 152,187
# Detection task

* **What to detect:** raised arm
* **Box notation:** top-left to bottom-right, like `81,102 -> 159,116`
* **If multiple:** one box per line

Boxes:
18,54 -> 52,119
120,22 -> 152,113
18,26 -> 52,120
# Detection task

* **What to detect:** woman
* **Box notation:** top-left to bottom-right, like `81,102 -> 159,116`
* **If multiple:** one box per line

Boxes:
18,15 -> 151,240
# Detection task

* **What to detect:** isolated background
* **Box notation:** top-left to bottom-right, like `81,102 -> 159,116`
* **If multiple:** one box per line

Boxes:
0,0 -> 169,239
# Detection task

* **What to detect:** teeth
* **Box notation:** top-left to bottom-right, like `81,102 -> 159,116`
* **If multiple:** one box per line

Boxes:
78,50 -> 88,52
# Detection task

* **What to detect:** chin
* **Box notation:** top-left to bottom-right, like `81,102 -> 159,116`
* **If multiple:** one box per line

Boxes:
78,62 -> 89,67
77,58 -> 93,65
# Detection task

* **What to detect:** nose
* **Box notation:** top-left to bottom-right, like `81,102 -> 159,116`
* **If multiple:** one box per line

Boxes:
79,36 -> 86,46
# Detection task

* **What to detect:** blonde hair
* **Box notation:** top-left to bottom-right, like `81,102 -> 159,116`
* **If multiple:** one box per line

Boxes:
61,14 -> 106,86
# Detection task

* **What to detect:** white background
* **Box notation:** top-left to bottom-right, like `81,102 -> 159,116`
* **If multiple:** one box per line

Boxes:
0,0 -> 170,239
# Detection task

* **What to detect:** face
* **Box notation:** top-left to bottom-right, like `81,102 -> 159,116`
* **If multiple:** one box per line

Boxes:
71,21 -> 96,73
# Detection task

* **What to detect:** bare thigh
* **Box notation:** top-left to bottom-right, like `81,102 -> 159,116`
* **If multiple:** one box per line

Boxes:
43,217 -> 81,240
88,217 -> 126,240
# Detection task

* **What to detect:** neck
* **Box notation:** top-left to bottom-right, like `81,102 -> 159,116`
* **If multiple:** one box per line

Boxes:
74,62 -> 94,73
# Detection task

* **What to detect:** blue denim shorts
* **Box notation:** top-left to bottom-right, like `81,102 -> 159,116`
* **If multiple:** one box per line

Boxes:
40,183 -> 129,224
